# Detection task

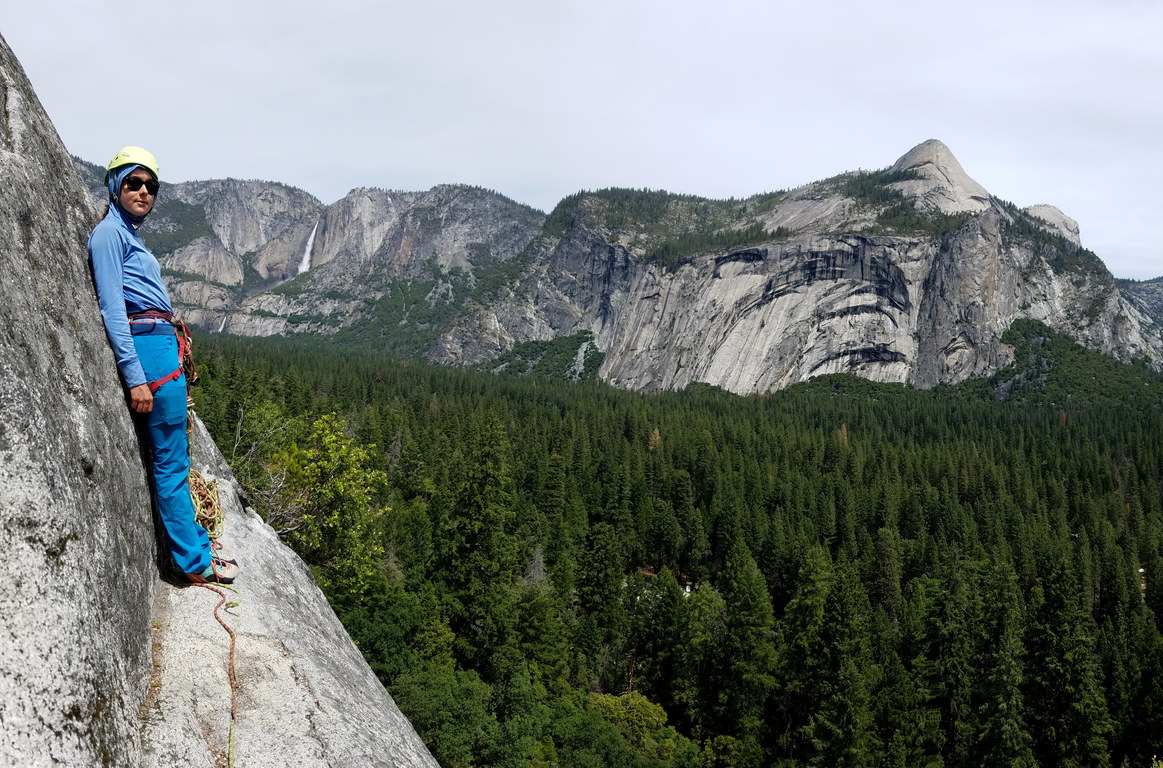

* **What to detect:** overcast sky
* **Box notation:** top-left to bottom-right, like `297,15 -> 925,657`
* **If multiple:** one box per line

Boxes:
5,0 -> 1160,278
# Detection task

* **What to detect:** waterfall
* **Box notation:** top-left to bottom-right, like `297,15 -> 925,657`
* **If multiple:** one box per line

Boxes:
298,222 -> 318,274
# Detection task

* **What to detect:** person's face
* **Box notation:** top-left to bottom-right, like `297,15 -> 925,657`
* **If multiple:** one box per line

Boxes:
119,168 -> 158,217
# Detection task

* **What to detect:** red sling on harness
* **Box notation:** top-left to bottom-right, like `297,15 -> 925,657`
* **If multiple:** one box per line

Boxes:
129,311 -> 196,393
148,361 -> 183,393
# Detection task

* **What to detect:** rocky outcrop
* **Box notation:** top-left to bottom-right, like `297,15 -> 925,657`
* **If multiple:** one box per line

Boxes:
163,179 -> 323,272
168,279 -> 236,331
164,236 -> 245,286
888,138 -> 991,214
1120,277 -> 1163,324
0,30 -> 437,767
1025,204 -> 1081,246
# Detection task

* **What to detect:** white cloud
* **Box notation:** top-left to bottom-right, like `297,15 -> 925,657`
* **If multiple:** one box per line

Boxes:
5,0 -> 1161,277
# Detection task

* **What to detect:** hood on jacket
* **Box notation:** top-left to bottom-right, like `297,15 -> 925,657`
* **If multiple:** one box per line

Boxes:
107,164 -> 155,226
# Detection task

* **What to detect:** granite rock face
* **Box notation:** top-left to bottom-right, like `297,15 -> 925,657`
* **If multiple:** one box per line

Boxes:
1120,276 -> 1163,321
1,32 -> 154,767
224,183 -> 546,337
431,141 -> 1162,392
1024,204 -> 1081,246
0,30 -> 437,767
888,137 -> 991,214
165,179 -> 322,263
135,135 -> 1163,392
142,419 -> 440,768
164,235 -> 246,286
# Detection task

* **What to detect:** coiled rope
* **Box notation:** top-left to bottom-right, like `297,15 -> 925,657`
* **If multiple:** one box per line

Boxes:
190,469 -> 224,540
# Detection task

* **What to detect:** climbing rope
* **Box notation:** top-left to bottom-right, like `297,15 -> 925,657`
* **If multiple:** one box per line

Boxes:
190,581 -> 240,768
189,468 -> 239,766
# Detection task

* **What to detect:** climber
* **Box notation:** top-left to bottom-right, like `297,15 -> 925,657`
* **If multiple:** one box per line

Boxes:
88,146 -> 239,584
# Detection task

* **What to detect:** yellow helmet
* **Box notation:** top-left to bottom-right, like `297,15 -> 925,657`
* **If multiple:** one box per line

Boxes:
104,146 -> 159,185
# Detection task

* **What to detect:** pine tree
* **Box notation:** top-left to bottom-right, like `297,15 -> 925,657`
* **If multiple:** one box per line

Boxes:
972,562 -> 1036,767
673,582 -> 727,740
443,412 -> 521,668
914,559 -> 977,768
1125,636 -> 1163,768
871,645 -> 943,767
771,543 -> 832,759
634,568 -> 689,716
576,521 -> 629,688
516,580 -> 571,696
804,559 -> 875,767
716,540 -> 777,750
873,526 -> 904,630
1023,564 -> 1113,768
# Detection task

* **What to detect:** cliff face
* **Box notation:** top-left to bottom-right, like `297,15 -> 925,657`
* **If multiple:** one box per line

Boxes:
432,155 -> 1162,392
119,137 -> 1163,392
0,30 -> 437,767
1120,276 -> 1163,329
1,33 -> 153,767
224,183 -> 546,338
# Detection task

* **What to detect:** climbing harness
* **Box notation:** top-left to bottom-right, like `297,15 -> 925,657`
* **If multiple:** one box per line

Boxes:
128,311 -> 198,394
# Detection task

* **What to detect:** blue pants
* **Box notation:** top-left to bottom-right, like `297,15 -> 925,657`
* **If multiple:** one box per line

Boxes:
132,329 -> 210,574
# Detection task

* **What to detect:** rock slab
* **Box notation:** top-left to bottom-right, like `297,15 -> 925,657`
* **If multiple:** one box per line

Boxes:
0,28 -> 437,768
0,30 -> 154,768
141,418 -> 439,768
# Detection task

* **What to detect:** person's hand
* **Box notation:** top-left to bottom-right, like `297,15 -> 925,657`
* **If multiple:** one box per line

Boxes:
129,383 -> 153,413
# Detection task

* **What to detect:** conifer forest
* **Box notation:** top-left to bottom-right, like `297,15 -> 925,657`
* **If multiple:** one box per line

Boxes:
194,320 -> 1163,767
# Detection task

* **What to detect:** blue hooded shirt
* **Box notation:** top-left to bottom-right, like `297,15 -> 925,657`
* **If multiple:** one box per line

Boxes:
88,164 -> 172,388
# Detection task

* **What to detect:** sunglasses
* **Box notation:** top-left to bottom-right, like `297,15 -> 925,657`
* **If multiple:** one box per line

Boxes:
123,177 -> 160,195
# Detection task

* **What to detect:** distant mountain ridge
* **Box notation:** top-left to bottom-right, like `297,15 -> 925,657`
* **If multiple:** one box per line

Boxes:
77,141 -> 1163,392
1119,277 -> 1163,324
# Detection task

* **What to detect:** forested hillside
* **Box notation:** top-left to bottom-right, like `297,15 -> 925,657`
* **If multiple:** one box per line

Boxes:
192,322 -> 1163,768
